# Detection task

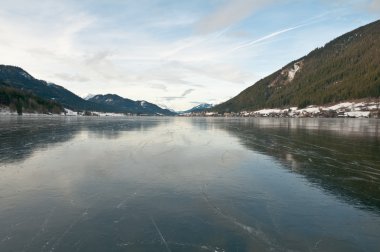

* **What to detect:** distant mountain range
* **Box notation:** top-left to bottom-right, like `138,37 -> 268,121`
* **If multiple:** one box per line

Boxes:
87,94 -> 175,115
212,19 -> 380,113
2,20 -> 379,116
180,103 -> 214,114
0,65 -> 175,115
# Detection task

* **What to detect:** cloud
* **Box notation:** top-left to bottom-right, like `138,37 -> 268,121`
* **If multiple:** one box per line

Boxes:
319,0 -> 380,12
181,88 -> 194,97
161,96 -> 182,101
195,0 -> 273,34
54,73 -> 89,82
150,84 -> 167,91
369,0 -> 380,11
0,0 -> 377,111
161,88 -> 196,101
84,51 -> 113,65
176,62 -> 254,84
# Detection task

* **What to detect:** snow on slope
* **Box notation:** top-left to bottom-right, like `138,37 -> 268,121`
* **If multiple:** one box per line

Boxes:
83,94 -> 95,100
288,62 -> 302,82
249,101 -> 379,118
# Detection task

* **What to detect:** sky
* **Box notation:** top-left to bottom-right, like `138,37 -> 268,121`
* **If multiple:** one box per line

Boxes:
0,0 -> 379,111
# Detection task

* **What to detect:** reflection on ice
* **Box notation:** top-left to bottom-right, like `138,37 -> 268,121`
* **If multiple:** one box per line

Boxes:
0,116 -> 164,164
215,118 -> 380,210
0,116 -> 379,251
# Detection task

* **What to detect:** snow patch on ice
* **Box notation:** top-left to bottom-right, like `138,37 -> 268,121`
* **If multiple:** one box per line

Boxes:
89,111 -> 126,117
63,108 -> 78,116
345,111 -> 370,118
0,107 -> 16,115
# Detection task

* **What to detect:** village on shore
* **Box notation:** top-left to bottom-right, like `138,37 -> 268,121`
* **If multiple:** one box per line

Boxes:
180,101 -> 380,118
1,101 -> 379,118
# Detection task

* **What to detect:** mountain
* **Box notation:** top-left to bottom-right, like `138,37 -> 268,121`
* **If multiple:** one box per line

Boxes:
83,93 -> 96,100
181,103 -> 214,113
135,100 -> 176,115
212,20 -> 380,113
0,65 -> 175,115
0,84 -> 64,114
157,104 -> 177,114
88,94 -> 176,115
0,65 -> 112,112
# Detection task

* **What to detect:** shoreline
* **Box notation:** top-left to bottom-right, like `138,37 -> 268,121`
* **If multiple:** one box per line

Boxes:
182,101 -> 380,119
1,100 -> 379,119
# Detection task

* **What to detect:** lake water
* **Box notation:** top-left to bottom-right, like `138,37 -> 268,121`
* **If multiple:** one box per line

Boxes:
0,116 -> 379,252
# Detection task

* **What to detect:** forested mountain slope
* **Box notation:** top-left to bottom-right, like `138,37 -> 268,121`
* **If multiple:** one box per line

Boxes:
213,20 -> 380,112
0,65 -> 175,115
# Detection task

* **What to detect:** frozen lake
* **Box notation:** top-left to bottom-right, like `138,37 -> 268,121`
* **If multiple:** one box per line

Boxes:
0,116 -> 379,251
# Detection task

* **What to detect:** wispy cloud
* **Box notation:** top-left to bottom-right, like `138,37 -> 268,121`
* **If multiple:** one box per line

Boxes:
150,84 -> 167,91
54,73 -> 89,82
0,0 -> 377,110
161,97 -> 182,102
369,0 -> 380,11
320,0 -> 380,12
162,88 -> 196,101
195,0 -> 274,34
181,88 -> 194,97
230,22 -> 312,53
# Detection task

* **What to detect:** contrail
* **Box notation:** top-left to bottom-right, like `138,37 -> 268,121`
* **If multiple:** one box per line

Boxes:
230,24 -> 307,52
229,13 -> 329,53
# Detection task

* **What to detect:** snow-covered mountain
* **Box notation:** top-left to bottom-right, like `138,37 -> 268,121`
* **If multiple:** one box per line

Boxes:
181,103 -> 213,113
83,94 -> 95,100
